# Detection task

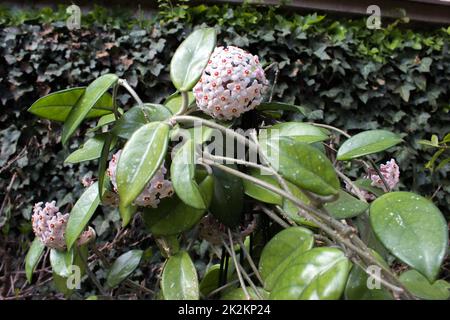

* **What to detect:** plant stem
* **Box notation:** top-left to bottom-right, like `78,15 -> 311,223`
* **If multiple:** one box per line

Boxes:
174,91 -> 190,116
203,158 -> 414,299
310,123 -> 351,138
222,235 -> 251,300
118,78 -> 149,122
368,158 -> 391,192
112,83 -> 120,121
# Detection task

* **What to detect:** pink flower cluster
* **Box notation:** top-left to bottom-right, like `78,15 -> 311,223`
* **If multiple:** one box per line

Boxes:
193,46 -> 269,120
367,159 -> 400,191
32,201 -> 95,250
106,150 -> 173,208
345,159 -> 400,201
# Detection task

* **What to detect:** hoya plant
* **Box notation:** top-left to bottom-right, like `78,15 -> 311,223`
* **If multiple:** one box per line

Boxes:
25,28 -> 449,300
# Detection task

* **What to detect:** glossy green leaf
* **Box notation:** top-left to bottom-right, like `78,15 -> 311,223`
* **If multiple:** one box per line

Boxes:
143,176 -> 214,236
243,169 -> 282,205
260,135 -> 339,196
62,74 -> 118,144
324,190 -> 369,219
259,227 -> 314,291
171,139 -> 206,209
370,192 -> 448,281
261,122 -> 329,143
165,92 -> 195,114
88,110 -> 123,133
64,134 -> 115,164
170,28 -> 216,91
112,104 -> 172,140
161,251 -> 199,300
28,87 -> 113,122
270,247 -> 352,300
25,238 -> 45,283
50,249 -> 73,278
337,130 -> 403,161
399,270 -> 450,300
221,287 -> 268,300
282,181 -> 317,227
116,122 -> 170,207
344,251 -> 393,300
106,250 -> 143,288
65,182 -> 100,250
209,165 -> 244,227
256,102 -> 307,115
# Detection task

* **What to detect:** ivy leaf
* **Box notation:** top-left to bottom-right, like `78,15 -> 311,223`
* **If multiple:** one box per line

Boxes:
65,182 -> 100,250
270,247 -> 352,300
116,122 -> 170,208
260,135 -> 339,196
28,87 -> 113,122
64,133 -> 116,164
171,139 -> 206,209
162,251 -> 199,300
337,130 -> 403,161
62,74 -> 118,145
143,176 -> 214,236
259,227 -> 314,291
112,104 -> 172,140
324,190 -> 369,219
170,28 -> 217,91
370,192 -> 448,281
399,270 -> 450,300
25,238 -> 45,283
106,250 -> 143,288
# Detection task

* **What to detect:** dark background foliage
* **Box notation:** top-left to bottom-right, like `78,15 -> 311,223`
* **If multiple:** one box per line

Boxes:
0,3 -> 449,296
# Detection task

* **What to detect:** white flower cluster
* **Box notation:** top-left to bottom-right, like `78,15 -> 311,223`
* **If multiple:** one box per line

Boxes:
32,201 -> 95,250
107,150 -> 173,208
193,46 -> 269,120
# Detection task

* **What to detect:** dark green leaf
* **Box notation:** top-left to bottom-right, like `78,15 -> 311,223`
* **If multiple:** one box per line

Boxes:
399,270 -> 450,300
261,122 -> 329,143
243,169 -> 282,205
28,87 -> 113,122
270,247 -> 352,300
65,182 -> 100,250
337,130 -> 403,161
112,104 -> 172,140
62,74 -> 118,144
161,251 -> 199,300
259,227 -> 314,291
106,250 -> 143,288
143,176 -> 214,236
209,165 -> 244,227
324,190 -> 369,219
370,192 -> 448,281
64,134 -> 116,164
116,122 -> 170,208
25,238 -> 45,283
170,28 -> 217,91
260,135 -> 339,196
221,287 -> 268,300
171,139 -> 206,209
